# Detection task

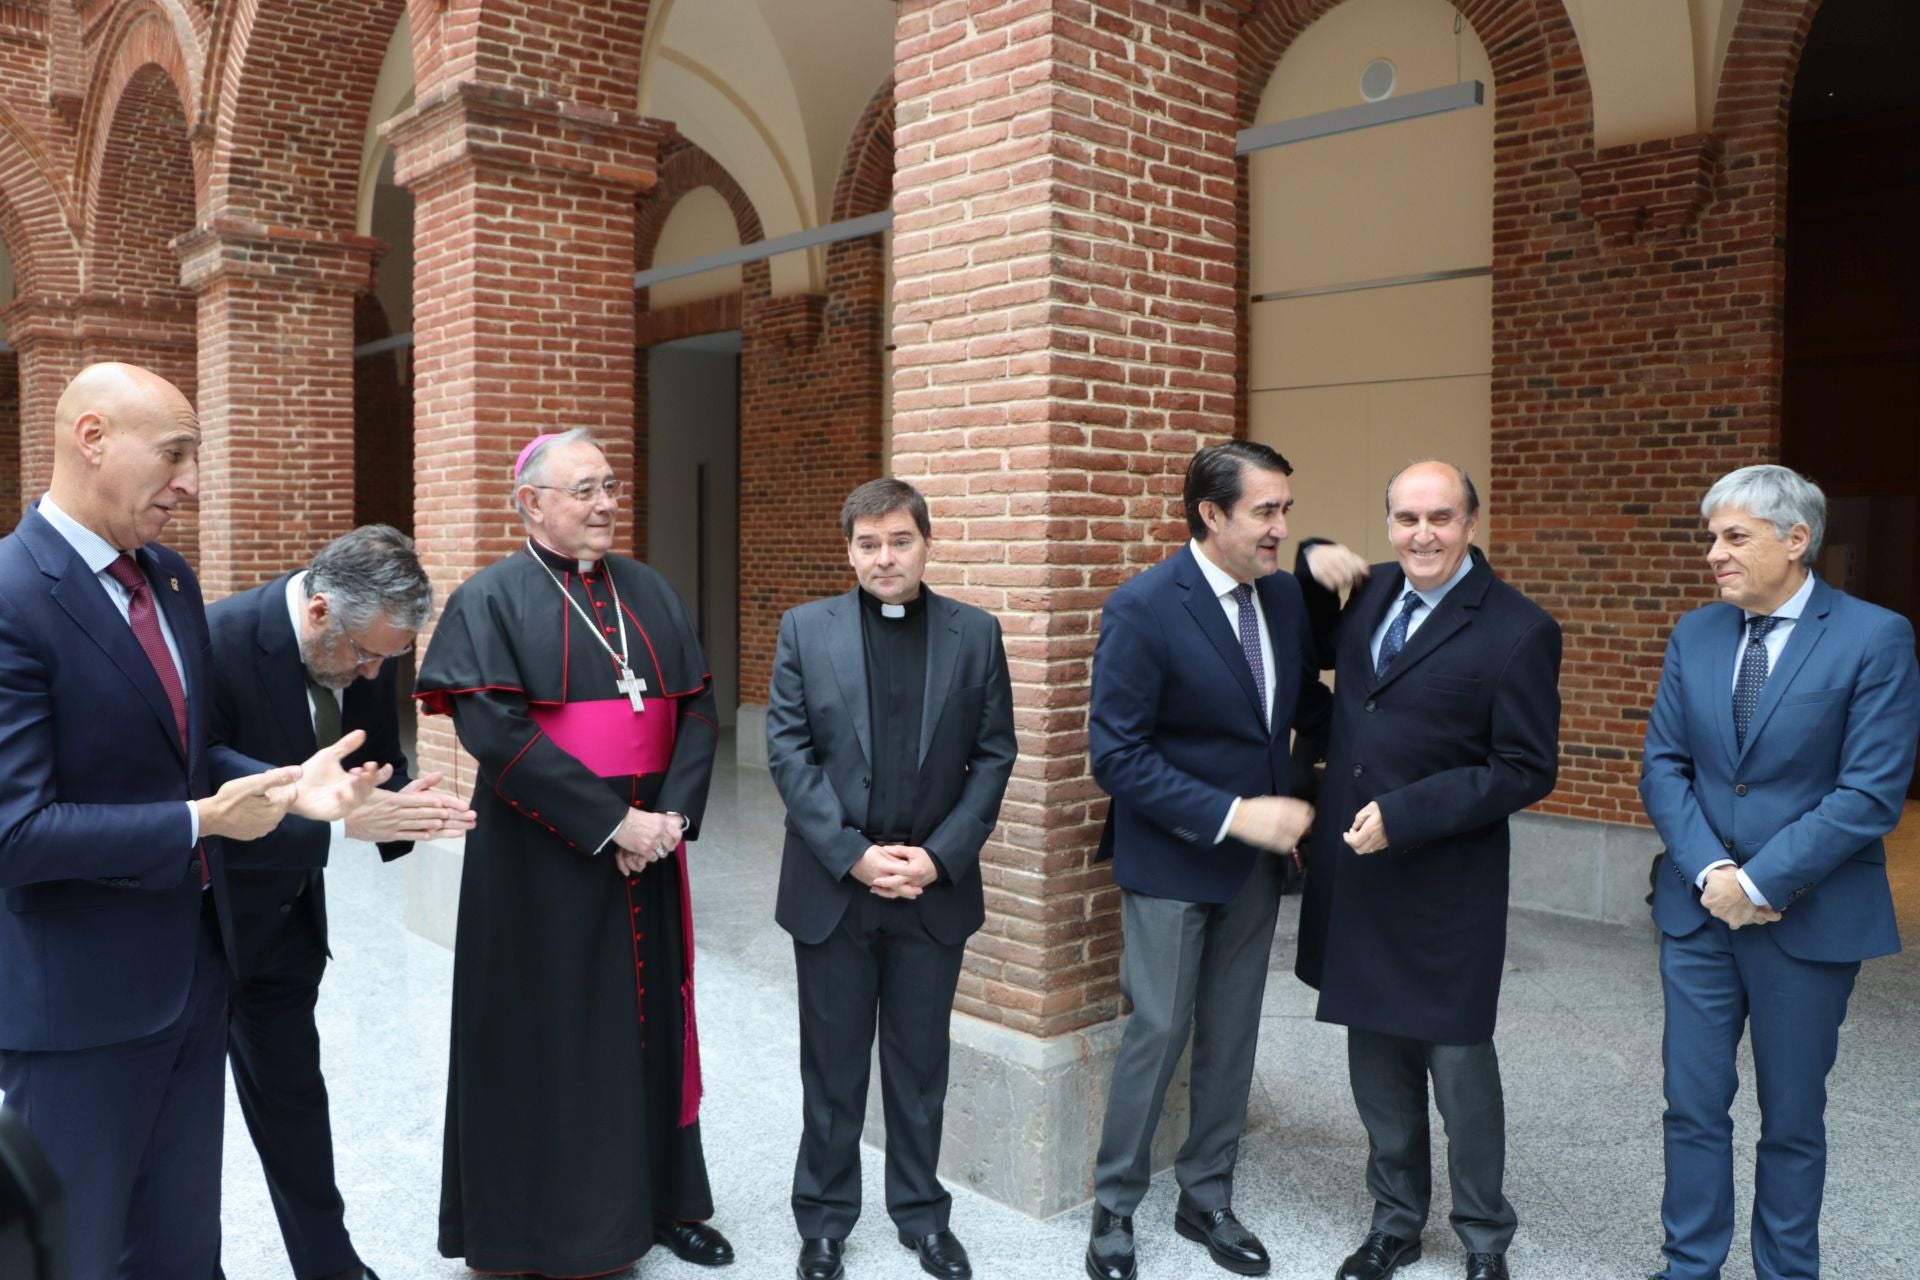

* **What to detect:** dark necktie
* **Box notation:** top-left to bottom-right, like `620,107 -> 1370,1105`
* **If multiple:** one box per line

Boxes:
306,676 -> 343,750
106,554 -> 187,750
1733,615 -> 1781,748
1230,584 -> 1268,730
1375,590 -> 1422,680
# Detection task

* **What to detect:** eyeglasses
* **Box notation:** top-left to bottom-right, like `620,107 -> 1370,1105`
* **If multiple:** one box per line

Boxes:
526,479 -> 624,502
344,629 -> 415,666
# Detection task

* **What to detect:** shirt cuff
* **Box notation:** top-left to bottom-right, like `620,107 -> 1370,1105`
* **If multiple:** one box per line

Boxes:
594,821 -> 622,855
1734,868 -> 1772,909
331,819 -> 347,843
1214,797 -> 1240,845
1695,858 -> 1734,890
186,800 -> 199,847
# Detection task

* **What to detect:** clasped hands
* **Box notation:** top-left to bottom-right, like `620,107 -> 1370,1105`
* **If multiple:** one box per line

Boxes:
1700,865 -> 1782,929
612,808 -> 686,876
197,730 -> 395,842
851,844 -> 938,899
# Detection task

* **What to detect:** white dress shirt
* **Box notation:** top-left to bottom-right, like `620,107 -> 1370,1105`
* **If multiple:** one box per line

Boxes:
284,571 -> 348,842
1189,540 -> 1277,844
1699,570 -> 1817,908
37,494 -> 198,846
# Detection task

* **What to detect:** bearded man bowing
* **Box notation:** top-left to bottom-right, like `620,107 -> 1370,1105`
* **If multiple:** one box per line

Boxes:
415,428 -> 732,1278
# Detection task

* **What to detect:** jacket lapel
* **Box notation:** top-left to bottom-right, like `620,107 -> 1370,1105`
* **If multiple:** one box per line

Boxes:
1736,576 -> 1830,764
1368,554 -> 1490,695
259,575 -> 320,761
920,593 -> 961,767
824,589 -> 873,768
25,515 -> 189,768
1176,547 -> 1265,730
1706,605 -> 1742,765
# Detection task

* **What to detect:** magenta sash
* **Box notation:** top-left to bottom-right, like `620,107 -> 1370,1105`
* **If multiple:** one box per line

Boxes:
527,696 -> 704,1126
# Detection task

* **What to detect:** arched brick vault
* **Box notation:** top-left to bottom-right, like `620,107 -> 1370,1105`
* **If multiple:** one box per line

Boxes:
831,76 -> 895,224
77,3 -> 204,228
0,101 -> 81,302
86,64 -> 196,307
204,0 -> 406,231
632,138 -> 768,561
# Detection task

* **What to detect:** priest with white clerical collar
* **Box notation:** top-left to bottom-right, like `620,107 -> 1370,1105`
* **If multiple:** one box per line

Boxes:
414,428 -> 732,1278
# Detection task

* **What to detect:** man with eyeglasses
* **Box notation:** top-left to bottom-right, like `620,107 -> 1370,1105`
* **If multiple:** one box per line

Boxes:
414,428 -> 732,1278
205,522 -> 474,1280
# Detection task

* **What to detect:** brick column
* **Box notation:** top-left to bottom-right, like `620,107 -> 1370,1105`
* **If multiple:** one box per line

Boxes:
385,83 -> 664,787
177,220 -> 381,598
889,0 -> 1241,1214
2,301 -> 87,514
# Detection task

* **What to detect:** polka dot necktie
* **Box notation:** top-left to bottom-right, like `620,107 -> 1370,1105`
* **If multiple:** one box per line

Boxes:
1230,584 -> 1268,730
1733,615 -> 1781,748
1374,590 -> 1423,681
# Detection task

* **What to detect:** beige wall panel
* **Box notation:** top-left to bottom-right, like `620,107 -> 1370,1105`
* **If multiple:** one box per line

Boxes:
649,187 -> 746,309
1248,275 -> 1492,392
1252,375 -> 1493,566
1561,0 -> 1700,147
1249,0 -> 1494,296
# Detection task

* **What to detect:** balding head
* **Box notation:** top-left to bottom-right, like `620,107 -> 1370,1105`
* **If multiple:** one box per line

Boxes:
48,362 -> 200,550
1385,459 -> 1480,593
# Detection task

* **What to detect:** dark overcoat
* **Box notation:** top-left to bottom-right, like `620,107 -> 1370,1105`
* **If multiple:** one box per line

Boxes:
1294,546 -> 1561,1044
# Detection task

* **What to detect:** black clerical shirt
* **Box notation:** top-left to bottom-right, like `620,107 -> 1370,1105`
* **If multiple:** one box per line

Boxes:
859,586 -> 928,845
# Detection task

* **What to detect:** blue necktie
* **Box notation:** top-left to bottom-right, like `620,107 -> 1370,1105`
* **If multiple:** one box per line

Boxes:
1230,584 -> 1268,730
1733,615 -> 1780,748
1374,590 -> 1422,680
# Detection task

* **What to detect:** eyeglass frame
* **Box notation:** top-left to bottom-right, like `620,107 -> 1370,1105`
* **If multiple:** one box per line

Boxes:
523,478 -> 625,502
342,628 -> 415,666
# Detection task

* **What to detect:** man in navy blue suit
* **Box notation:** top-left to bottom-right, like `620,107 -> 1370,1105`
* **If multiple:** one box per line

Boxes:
1641,464 -> 1920,1280
0,362 -> 386,1280
1084,441 -> 1334,1280
209,524 -> 472,1280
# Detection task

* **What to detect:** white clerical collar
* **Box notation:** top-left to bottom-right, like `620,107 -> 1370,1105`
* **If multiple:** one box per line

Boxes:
531,536 -> 600,576
881,603 -> 905,619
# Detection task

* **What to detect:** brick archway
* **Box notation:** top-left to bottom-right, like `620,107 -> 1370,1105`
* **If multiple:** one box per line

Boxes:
77,3 -> 203,229
831,76 -> 894,224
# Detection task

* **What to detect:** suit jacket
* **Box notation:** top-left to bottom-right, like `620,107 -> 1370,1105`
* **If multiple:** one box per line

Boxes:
1089,543 -> 1332,905
1294,547 -> 1561,1045
768,587 -> 1017,947
0,505 -> 268,1052
206,574 -> 413,979
1640,574 -> 1919,963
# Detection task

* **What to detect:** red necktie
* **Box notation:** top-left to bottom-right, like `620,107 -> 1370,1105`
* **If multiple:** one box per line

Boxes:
106,553 -> 189,751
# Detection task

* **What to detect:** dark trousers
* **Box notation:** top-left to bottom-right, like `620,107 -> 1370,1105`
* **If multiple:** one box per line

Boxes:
791,892 -> 967,1239
1347,1029 -> 1516,1255
229,895 -> 360,1280
1093,853 -> 1285,1216
0,901 -> 229,1280
1657,921 -> 1858,1280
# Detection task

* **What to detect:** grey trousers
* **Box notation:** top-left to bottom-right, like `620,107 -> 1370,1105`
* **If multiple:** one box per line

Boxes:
1347,1029 -> 1518,1254
1092,855 -> 1285,1215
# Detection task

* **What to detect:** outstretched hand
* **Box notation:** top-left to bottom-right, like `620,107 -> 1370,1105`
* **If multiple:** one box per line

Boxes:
288,729 -> 393,822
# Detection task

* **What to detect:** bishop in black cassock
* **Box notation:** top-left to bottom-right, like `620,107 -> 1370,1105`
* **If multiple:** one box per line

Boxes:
414,430 -> 732,1277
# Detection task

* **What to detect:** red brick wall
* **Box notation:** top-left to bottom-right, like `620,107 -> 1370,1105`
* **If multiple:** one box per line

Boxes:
894,0 -> 1242,1036
353,291 -> 413,534
1237,0 -> 1817,826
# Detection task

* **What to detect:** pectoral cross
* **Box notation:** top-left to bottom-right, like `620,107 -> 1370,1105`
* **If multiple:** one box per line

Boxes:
616,662 -> 648,713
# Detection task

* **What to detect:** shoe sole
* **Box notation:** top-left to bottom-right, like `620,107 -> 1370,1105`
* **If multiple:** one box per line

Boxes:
1338,1243 -> 1424,1280
1173,1216 -> 1272,1276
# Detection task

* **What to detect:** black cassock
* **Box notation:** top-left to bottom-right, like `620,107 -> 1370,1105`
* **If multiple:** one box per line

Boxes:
415,538 -> 719,1276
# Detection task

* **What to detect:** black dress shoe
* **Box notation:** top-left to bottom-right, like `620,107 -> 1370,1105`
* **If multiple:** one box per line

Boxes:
1086,1204 -> 1137,1280
314,1268 -> 377,1280
899,1227 -> 973,1279
654,1218 -> 735,1267
1337,1230 -> 1423,1280
1464,1254 -> 1508,1280
1173,1194 -> 1270,1276
797,1237 -> 845,1280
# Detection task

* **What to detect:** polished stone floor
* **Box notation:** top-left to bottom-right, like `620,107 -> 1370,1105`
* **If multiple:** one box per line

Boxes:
218,754 -> 1920,1280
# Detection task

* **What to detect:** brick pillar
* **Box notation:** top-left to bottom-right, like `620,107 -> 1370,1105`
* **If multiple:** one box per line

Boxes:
889,0 -> 1241,1214
385,83 -> 664,787
177,221 -> 380,599
2,301 -> 87,513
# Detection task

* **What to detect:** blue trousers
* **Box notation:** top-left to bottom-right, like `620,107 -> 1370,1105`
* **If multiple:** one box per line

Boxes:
1657,920 -> 1859,1280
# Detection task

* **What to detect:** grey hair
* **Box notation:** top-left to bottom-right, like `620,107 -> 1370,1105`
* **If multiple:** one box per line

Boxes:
1384,459 -> 1480,519
303,524 -> 434,632
1701,464 -> 1826,562
512,427 -> 602,518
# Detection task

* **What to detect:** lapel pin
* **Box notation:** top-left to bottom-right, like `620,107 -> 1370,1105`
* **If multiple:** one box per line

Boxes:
169,577 -> 180,592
